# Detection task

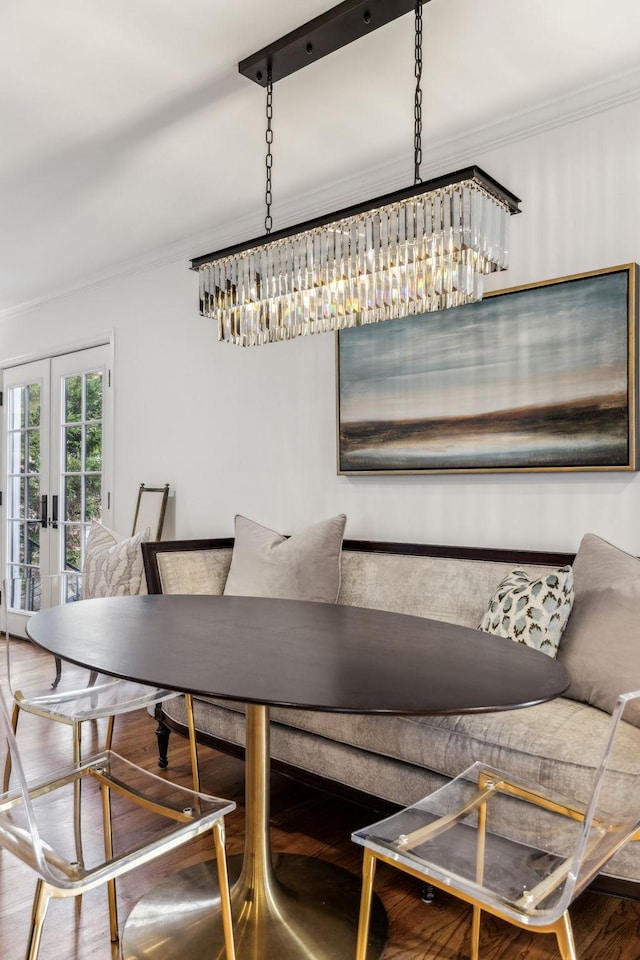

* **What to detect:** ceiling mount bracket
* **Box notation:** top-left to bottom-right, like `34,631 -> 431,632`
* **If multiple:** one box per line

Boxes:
238,0 -> 430,86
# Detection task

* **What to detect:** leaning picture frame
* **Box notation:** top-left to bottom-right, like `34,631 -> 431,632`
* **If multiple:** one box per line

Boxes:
336,263 -> 639,474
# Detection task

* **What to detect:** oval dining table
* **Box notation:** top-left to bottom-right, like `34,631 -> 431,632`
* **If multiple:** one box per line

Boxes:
26,593 -> 570,960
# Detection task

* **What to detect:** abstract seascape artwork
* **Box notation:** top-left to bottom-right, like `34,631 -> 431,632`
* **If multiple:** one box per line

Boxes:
337,264 -> 638,474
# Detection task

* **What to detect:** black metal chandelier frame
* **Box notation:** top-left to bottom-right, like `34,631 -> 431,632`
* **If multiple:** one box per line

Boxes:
191,0 -> 521,346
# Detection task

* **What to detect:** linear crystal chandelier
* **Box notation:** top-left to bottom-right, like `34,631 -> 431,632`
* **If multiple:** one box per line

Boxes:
192,0 -> 521,347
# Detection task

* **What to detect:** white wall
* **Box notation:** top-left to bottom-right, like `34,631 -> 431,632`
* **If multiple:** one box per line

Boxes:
3,96 -> 640,554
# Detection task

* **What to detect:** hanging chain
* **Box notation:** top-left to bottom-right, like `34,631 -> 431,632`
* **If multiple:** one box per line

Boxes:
265,66 -> 274,234
414,0 -> 423,185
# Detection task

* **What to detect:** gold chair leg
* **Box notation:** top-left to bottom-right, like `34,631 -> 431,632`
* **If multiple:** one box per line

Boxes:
26,879 -> 52,960
355,848 -> 377,960
3,702 -> 20,792
185,694 -> 200,793
553,911 -> 577,960
101,781 -> 119,941
72,720 -> 82,766
213,818 -> 236,960
72,722 -> 84,867
470,906 -> 482,960
471,789 -> 487,960
105,714 -> 115,751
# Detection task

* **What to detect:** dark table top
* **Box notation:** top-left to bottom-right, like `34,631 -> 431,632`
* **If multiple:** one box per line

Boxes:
26,594 -> 570,715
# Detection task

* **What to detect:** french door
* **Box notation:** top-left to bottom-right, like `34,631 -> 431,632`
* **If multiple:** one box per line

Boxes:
3,345 -> 112,634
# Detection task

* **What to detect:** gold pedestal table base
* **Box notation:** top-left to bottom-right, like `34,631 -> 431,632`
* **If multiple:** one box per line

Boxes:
123,704 -> 387,960
122,852 -> 387,960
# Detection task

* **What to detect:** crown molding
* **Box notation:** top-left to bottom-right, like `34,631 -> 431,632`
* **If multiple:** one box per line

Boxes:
2,64 -> 640,324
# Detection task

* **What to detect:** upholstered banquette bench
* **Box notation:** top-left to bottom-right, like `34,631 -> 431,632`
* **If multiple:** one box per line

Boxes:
142,531 -> 640,898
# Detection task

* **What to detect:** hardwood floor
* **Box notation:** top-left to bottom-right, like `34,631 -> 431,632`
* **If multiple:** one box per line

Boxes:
2,638 -> 640,959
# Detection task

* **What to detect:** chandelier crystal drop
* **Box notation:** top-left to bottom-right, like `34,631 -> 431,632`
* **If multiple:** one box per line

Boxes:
198,174 -> 516,346
192,0 -> 521,346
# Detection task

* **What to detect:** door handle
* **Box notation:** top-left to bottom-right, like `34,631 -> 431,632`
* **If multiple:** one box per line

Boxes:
51,495 -> 59,530
41,495 -> 48,528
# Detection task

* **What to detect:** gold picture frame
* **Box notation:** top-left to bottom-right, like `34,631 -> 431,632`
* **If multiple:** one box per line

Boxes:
336,264 -> 638,474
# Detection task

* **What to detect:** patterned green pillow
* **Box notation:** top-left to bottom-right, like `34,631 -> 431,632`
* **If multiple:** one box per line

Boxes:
479,567 -> 574,658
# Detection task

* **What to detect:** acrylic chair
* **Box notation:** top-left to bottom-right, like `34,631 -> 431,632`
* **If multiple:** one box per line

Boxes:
5,574 -> 203,796
352,690 -> 640,960
2,575 -> 189,862
0,679 -> 236,960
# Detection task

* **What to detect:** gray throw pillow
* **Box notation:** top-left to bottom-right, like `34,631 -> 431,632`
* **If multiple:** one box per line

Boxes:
479,566 -> 574,658
557,533 -> 640,725
223,514 -> 346,603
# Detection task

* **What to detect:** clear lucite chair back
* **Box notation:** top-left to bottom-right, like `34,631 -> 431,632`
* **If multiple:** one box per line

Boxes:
0,679 -> 237,960
565,689 -> 640,902
3,575 -> 177,725
0,681 -> 52,880
4,572 -> 78,689
4,570 -> 82,612
353,690 -> 640,927
479,688 -> 640,919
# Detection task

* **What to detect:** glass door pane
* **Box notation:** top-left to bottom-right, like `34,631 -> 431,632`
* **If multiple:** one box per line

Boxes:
50,346 -> 110,595
3,345 -> 111,634
4,359 -> 51,608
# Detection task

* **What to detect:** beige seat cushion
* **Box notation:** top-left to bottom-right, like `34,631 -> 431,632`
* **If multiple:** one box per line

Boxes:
171,693 -> 640,811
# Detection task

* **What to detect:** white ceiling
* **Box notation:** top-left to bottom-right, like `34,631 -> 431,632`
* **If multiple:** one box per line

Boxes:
2,0 -> 640,317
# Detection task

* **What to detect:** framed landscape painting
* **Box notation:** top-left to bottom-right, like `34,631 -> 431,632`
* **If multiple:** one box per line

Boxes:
337,264 -> 638,474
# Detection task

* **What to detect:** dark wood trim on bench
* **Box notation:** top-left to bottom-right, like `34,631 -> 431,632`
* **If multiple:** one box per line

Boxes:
341,539 -> 575,567
143,536 -> 576,596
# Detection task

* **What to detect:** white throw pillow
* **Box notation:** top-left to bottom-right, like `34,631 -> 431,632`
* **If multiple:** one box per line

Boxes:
81,520 -> 149,599
479,566 -> 574,658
